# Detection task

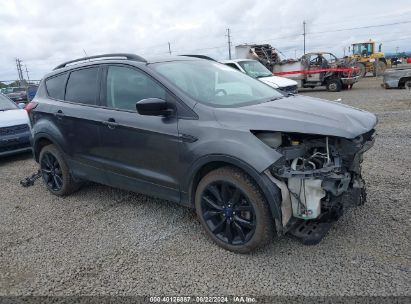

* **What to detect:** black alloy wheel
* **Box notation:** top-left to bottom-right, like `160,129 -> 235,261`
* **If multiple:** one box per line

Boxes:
39,144 -> 80,196
201,181 -> 256,245
195,167 -> 274,253
41,151 -> 63,191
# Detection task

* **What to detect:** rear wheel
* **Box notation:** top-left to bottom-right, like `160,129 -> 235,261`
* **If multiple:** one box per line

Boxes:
195,167 -> 274,253
39,144 -> 80,196
326,78 -> 342,92
374,61 -> 387,76
404,79 -> 411,90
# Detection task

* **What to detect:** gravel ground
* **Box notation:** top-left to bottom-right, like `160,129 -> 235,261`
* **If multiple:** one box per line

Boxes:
0,76 -> 410,296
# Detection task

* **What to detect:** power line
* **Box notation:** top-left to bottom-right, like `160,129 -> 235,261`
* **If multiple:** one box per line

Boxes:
307,20 -> 411,35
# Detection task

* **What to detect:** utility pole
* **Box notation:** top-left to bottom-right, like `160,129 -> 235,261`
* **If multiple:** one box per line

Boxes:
226,28 -> 232,59
25,65 -> 30,82
303,21 -> 306,55
168,42 -> 172,55
15,58 -> 24,83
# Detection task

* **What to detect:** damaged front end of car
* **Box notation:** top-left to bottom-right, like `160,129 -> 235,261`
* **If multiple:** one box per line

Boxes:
257,130 -> 375,244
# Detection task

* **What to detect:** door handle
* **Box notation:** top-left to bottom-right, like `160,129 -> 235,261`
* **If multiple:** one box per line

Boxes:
102,118 -> 118,129
54,110 -> 65,120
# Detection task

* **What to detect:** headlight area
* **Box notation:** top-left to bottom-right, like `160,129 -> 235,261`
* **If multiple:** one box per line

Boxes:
258,131 -> 375,244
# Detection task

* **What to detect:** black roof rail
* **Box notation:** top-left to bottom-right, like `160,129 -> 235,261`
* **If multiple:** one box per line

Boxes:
53,53 -> 146,70
181,54 -> 216,61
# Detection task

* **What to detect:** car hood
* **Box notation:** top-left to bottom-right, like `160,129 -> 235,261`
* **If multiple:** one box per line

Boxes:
214,95 -> 377,139
259,75 -> 298,88
0,109 -> 30,128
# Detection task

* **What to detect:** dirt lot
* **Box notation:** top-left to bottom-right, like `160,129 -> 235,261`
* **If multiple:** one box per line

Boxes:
0,76 -> 410,296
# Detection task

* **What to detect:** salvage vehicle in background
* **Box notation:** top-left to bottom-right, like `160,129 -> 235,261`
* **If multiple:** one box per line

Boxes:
28,53 -> 376,253
382,67 -> 411,89
236,45 -> 359,92
272,52 -> 360,92
0,93 -> 32,157
221,59 -> 298,94
6,87 -> 27,102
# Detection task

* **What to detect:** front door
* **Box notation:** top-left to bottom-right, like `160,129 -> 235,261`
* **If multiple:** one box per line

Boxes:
96,64 -> 181,202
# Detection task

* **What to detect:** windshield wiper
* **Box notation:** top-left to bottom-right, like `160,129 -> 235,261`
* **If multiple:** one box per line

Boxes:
256,75 -> 272,78
265,96 -> 283,103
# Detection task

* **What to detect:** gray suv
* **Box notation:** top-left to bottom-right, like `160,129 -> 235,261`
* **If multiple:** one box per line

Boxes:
28,54 -> 376,253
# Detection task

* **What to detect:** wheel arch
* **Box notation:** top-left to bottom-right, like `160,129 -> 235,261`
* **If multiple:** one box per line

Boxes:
184,155 -> 283,233
399,77 -> 411,88
33,132 -> 65,162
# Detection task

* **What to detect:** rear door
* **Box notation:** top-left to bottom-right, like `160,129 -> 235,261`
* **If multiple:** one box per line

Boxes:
52,66 -> 105,182
95,64 -> 181,201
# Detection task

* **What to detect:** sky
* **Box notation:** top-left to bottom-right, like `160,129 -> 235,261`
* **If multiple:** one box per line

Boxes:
0,0 -> 410,81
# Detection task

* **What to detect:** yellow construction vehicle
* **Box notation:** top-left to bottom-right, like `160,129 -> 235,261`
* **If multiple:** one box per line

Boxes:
349,40 -> 387,77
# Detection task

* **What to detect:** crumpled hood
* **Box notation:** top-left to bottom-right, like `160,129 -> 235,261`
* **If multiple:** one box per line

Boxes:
0,109 -> 30,128
214,95 -> 377,139
259,75 -> 298,88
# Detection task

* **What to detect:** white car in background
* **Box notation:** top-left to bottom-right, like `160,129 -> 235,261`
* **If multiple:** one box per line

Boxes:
0,93 -> 32,157
221,59 -> 298,94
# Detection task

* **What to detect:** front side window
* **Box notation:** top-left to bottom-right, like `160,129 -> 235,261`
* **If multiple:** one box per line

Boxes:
46,73 -> 67,100
153,60 -> 283,107
225,63 -> 241,71
106,65 -> 166,111
237,60 -> 272,78
65,67 -> 99,105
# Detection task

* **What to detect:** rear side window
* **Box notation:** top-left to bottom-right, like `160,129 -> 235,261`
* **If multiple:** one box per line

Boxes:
65,67 -> 99,105
46,73 -> 67,100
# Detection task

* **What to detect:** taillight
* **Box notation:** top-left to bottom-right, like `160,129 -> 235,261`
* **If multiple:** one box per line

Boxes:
25,102 -> 38,115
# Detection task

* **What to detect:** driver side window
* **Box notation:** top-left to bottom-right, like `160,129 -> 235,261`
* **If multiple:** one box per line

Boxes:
106,66 -> 166,111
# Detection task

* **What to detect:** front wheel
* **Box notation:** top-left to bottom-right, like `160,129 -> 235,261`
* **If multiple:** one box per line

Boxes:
39,144 -> 80,196
195,167 -> 274,253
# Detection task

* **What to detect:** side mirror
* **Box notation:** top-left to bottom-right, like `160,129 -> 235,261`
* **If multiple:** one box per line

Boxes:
136,98 -> 173,116
18,102 -> 26,109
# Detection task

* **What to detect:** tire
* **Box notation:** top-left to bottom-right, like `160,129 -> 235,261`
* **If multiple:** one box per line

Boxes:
404,79 -> 411,90
195,166 -> 274,253
326,78 -> 342,92
39,144 -> 80,196
356,63 -> 366,78
375,61 -> 387,76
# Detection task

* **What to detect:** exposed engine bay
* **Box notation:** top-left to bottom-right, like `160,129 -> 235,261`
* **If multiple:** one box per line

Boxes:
257,130 -> 375,231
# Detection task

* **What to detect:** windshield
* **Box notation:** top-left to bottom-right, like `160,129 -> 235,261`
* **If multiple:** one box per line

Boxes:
0,94 -> 18,111
13,87 -> 26,92
353,43 -> 373,56
237,60 -> 272,78
153,60 -> 283,107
